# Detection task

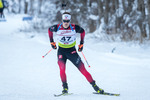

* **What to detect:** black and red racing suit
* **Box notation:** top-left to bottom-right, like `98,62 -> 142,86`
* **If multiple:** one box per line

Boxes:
48,24 -> 94,84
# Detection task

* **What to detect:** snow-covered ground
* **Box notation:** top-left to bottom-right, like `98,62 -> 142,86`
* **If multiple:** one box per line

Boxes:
0,15 -> 150,100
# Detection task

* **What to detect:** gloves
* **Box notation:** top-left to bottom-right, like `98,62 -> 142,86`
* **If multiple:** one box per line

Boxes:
78,44 -> 83,52
51,42 -> 57,49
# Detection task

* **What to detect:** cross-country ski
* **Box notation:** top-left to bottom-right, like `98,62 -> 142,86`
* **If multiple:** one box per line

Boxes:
93,92 -> 120,96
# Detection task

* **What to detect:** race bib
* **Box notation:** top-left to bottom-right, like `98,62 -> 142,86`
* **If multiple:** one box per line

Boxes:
57,30 -> 76,48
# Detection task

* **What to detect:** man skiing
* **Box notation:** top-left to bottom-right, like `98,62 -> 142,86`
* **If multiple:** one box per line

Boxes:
48,12 -> 104,94
0,0 -> 4,18
0,0 -> 8,18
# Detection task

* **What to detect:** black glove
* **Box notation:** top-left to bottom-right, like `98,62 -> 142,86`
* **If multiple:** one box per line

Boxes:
51,42 -> 57,49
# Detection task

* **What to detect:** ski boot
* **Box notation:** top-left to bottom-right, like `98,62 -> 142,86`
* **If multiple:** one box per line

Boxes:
90,81 -> 104,94
62,82 -> 68,94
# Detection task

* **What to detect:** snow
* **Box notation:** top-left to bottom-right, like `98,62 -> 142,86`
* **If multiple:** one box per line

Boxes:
0,14 -> 150,100
89,15 -> 99,20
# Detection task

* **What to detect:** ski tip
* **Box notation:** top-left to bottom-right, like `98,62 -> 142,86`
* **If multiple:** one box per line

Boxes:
54,93 -> 73,97
54,94 -> 59,97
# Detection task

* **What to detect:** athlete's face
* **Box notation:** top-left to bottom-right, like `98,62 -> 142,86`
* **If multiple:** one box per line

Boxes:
62,20 -> 70,28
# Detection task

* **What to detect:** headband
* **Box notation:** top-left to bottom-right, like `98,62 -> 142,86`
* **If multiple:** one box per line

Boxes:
62,14 -> 71,20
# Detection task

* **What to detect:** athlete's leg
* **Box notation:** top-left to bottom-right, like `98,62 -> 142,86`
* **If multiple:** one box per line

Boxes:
67,49 -> 94,83
77,61 -> 94,83
57,50 -> 67,83
58,59 -> 67,83
57,48 -> 68,93
0,8 -> 4,18
67,49 -> 104,93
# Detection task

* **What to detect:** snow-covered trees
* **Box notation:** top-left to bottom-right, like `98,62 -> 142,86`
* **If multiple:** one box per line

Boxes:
8,0 -> 150,42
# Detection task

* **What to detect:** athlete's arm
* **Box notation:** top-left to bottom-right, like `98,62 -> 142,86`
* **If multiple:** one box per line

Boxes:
48,25 -> 58,49
48,25 -> 57,42
75,25 -> 85,44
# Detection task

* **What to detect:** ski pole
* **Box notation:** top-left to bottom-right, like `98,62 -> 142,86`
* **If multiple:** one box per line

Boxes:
81,51 -> 91,67
42,48 -> 53,58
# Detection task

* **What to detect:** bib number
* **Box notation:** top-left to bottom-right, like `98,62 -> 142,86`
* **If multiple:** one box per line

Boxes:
61,36 -> 71,42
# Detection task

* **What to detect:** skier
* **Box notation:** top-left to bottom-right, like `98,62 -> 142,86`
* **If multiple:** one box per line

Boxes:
0,0 -> 8,18
48,12 -> 104,94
